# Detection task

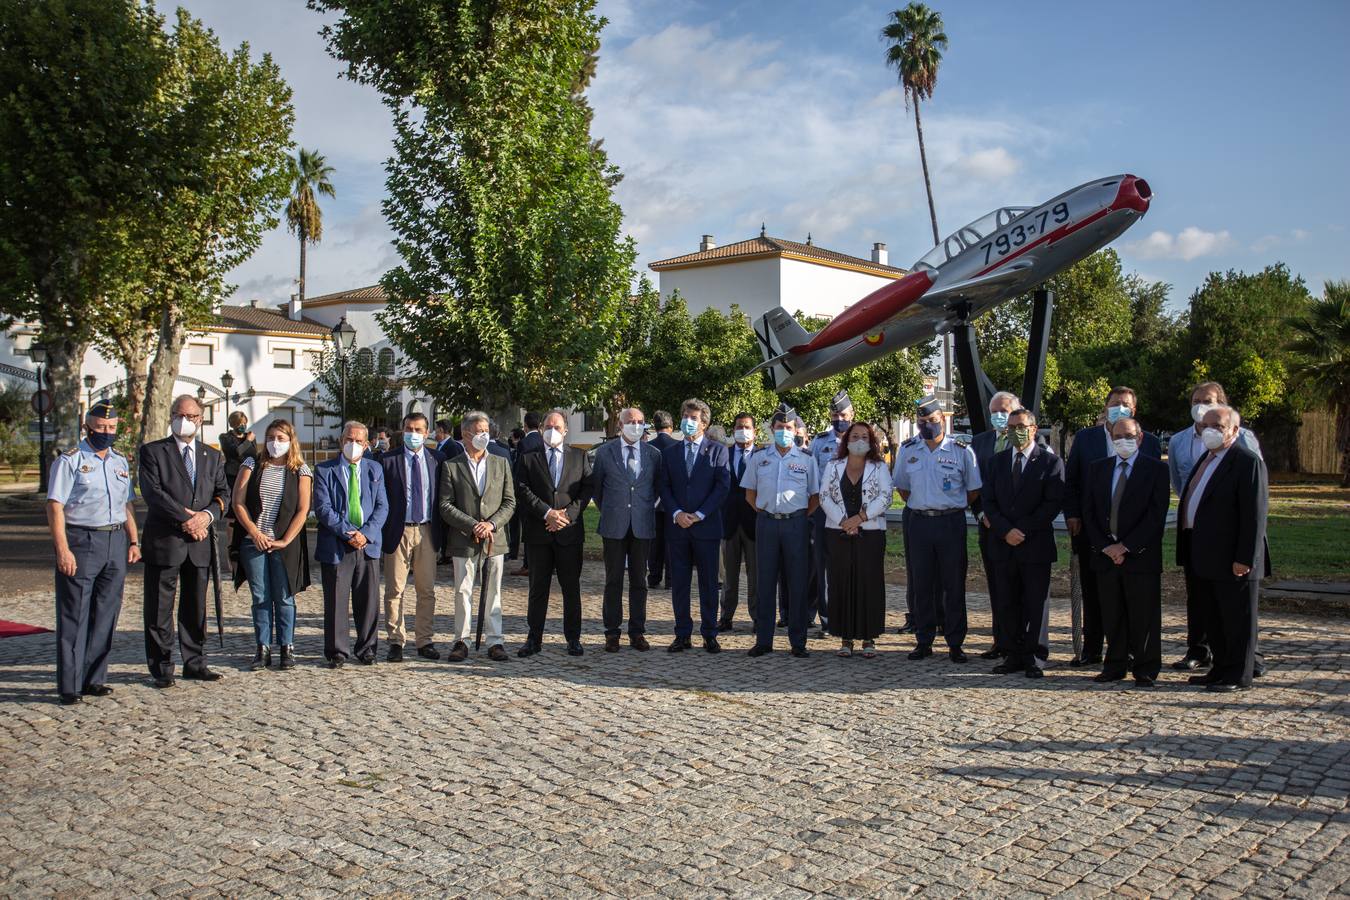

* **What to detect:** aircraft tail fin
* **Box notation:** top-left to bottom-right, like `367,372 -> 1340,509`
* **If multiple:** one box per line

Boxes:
749,307 -> 812,389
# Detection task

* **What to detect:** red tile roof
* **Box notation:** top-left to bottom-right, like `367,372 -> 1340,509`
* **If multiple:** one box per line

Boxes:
303,284 -> 388,307
211,305 -> 332,338
649,235 -> 908,277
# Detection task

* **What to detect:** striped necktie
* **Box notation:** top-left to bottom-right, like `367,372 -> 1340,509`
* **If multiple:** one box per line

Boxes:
182,445 -> 195,487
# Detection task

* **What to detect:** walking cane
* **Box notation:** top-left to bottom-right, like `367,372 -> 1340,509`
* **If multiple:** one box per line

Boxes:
208,519 -> 225,649
473,532 -> 494,651
1068,551 -> 1084,662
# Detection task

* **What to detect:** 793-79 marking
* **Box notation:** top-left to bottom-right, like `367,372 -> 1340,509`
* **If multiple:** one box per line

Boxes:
981,202 -> 1070,265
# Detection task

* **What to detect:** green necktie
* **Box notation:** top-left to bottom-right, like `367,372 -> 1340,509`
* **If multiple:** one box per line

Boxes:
347,463 -> 363,527
995,433 -> 1007,453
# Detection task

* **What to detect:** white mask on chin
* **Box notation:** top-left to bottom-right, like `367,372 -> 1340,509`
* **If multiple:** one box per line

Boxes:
171,415 -> 197,439
543,427 -> 564,448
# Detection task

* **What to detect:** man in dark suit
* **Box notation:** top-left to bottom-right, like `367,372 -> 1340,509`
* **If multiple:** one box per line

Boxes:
718,412 -> 758,632
970,390 -> 1020,660
514,410 -> 593,656
379,412 -> 446,662
434,419 -> 463,458
983,409 -> 1065,679
139,394 -> 231,687
646,410 -> 679,589
1081,417 -> 1170,686
509,412 -> 543,576
1063,386 -> 1163,666
591,407 -> 663,652
1177,405 -> 1268,693
659,399 -> 731,653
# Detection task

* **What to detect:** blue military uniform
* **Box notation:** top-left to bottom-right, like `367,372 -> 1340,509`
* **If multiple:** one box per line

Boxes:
893,396 -> 981,655
742,413 -> 819,653
48,426 -> 135,698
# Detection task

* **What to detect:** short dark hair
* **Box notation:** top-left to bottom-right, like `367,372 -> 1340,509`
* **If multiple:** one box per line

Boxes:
524,411 -> 541,430
434,419 -> 451,432
732,412 -> 755,427
1009,407 -> 1037,426
511,427 -> 525,440
374,427 -> 391,438
1190,381 -> 1229,404
834,422 -> 883,462
651,410 -> 673,430
403,412 -> 429,429
681,398 -> 711,426
770,411 -> 795,427
1107,385 -> 1137,407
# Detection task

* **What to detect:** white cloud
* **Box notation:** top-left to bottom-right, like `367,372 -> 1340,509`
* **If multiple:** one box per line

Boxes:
1126,227 -> 1233,261
1251,228 -> 1312,252
951,147 -> 1021,181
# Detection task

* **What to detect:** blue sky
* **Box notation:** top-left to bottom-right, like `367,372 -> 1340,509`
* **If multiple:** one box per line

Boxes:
179,0 -> 1349,310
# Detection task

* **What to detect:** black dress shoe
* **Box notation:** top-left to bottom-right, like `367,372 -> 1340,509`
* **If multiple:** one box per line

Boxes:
979,648 -> 1004,660
152,676 -> 175,689
747,645 -> 772,657
949,648 -> 968,664
1206,682 -> 1248,693
704,637 -> 722,654
356,653 -> 377,665
328,657 -> 346,669
667,637 -> 692,653
59,693 -> 82,705
250,645 -> 270,671
1188,673 -> 1220,685
182,667 -> 222,681
279,645 -> 296,670
790,646 -> 810,658
908,645 -> 933,660
1134,675 -> 1156,688
1094,672 -> 1125,683
605,635 -> 620,653
82,684 -> 113,697
1171,655 -> 1208,671
776,617 -> 788,628
1025,667 -> 1044,679
417,644 -> 441,661
566,640 -> 584,657
516,642 -> 541,658
897,621 -> 916,635
716,621 -> 734,633
1075,654 -> 1103,667
647,577 -> 662,588
1253,660 -> 1267,678
992,662 -> 1025,675
387,644 -> 404,663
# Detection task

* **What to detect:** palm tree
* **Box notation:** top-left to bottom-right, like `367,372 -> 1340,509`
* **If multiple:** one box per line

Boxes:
882,3 -> 948,246
1287,280 -> 1350,485
285,148 -> 336,303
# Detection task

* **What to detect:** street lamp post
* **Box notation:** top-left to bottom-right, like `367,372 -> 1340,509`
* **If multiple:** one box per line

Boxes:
196,385 -> 208,430
330,316 -> 357,424
83,374 -> 97,414
308,385 -> 320,468
221,370 -> 234,423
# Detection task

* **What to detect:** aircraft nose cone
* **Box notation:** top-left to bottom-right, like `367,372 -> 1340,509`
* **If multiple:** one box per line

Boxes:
1116,175 -> 1152,213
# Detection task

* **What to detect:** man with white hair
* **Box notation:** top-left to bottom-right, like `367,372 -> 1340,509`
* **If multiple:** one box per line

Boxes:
970,390 -> 1022,659
1176,405 -> 1268,693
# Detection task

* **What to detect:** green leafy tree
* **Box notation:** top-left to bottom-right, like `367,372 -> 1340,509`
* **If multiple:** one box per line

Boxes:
312,349 -> 402,431
867,342 -> 937,430
1286,280 -> 1350,484
881,3 -> 948,246
0,424 -> 35,483
286,147 -> 337,303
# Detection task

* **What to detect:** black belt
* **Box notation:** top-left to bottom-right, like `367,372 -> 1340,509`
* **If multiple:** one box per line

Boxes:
760,510 -> 806,520
907,508 -> 964,518
67,523 -> 124,532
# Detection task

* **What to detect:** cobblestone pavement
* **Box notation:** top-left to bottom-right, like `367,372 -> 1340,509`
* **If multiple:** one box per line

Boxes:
1,560 -> 1347,898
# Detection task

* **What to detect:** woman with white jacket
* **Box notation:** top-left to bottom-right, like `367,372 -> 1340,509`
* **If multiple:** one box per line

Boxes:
819,422 -> 893,657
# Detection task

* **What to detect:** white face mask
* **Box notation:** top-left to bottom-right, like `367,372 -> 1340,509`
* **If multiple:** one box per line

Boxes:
266,439 -> 290,459
734,427 -> 755,445
847,439 -> 870,456
1191,402 -> 1215,424
342,441 -> 365,462
1200,427 -> 1226,451
1112,438 -> 1138,459
621,422 -> 645,443
171,415 -> 197,439
470,431 -> 490,451
543,427 -> 564,448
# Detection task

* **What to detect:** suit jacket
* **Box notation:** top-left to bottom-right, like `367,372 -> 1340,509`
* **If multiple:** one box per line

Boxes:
591,437 -> 663,541
517,430 -> 544,456
970,428 -> 1051,520
1063,424 -> 1162,520
439,438 -> 465,460
139,436 -> 231,567
439,452 -> 516,557
1081,453 -> 1170,573
659,437 -> 731,541
313,456 -> 388,563
1176,444 -> 1269,581
515,446 -> 593,546
379,447 -> 447,554
649,432 -> 679,510
722,444 -> 759,539
983,444 -> 1066,565
1167,425 -> 1262,495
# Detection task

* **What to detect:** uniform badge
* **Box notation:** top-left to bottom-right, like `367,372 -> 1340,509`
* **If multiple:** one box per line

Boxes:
79,464 -> 93,473
907,456 -> 918,464
116,469 -> 129,479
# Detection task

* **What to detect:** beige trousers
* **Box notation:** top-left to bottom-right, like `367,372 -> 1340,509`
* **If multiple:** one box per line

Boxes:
452,552 -> 505,649
383,523 -> 438,647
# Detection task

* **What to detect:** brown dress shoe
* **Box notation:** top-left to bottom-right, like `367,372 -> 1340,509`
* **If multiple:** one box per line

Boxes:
447,641 -> 469,662
487,644 -> 509,662
605,635 -> 620,653
629,634 -> 650,651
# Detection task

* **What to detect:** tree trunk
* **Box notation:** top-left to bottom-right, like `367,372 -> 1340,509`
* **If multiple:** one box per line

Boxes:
298,233 -> 307,303
113,330 -> 153,440
913,95 -> 940,247
1337,401 -> 1350,488
41,334 -> 89,453
141,296 -> 189,445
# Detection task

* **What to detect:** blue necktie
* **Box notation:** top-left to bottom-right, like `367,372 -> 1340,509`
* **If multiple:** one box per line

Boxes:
550,448 -> 561,486
626,444 -> 638,480
410,453 -> 423,523
183,445 -> 195,488
685,442 -> 696,475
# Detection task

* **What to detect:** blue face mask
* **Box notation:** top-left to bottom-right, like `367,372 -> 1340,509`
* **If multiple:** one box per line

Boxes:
832,419 -> 850,435
989,411 -> 1010,431
918,420 -> 943,441
681,417 -> 699,437
86,430 -> 116,452
1106,404 -> 1132,424
773,429 -> 793,448
403,431 -> 425,450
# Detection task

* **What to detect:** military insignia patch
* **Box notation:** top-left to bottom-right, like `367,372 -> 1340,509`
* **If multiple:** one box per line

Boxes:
79,465 -> 93,473
907,456 -> 918,464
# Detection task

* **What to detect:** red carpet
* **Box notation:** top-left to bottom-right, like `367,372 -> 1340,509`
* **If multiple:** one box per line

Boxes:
0,619 -> 50,638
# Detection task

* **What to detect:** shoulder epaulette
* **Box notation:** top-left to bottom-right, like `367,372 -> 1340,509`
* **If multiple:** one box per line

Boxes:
63,446 -> 80,457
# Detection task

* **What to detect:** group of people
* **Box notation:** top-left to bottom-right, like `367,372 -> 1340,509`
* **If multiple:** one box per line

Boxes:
45,378 -> 1268,705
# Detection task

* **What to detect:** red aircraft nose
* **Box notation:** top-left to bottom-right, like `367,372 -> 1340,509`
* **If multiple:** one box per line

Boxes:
1114,174 -> 1152,214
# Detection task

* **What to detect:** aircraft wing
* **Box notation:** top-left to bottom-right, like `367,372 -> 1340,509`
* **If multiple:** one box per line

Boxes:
919,261 -> 1034,309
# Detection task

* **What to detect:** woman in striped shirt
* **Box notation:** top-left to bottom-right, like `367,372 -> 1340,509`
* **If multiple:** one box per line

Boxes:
231,420 -> 313,670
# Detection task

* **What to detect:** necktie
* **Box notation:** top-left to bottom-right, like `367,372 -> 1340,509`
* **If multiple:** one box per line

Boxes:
1109,460 -> 1129,537
737,449 -> 746,481
995,433 -> 1007,453
409,453 -> 423,523
626,444 -> 638,480
1180,452 -> 1214,529
348,463 -> 363,527
686,442 -> 696,475
182,445 -> 195,488
550,448 -> 561,487
1012,452 -> 1024,493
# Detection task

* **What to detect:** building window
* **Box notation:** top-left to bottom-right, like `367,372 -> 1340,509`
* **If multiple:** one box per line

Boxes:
356,347 -> 374,370
378,347 -> 395,375
305,350 -> 323,371
267,401 -> 296,425
273,348 -> 295,369
187,343 -> 213,366
583,409 -> 606,432
201,402 -> 215,426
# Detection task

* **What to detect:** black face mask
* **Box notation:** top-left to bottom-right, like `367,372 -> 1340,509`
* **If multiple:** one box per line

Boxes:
86,431 -> 116,451
794,435 -> 804,447
234,425 -> 247,435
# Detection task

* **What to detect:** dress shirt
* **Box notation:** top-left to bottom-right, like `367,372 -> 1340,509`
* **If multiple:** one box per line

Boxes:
173,436 -> 214,519
1183,446 -> 1229,529
404,447 -> 433,523
675,435 -> 705,520
1011,442 -> 1035,472
620,438 -> 643,478
1111,450 -> 1137,494
466,451 -> 488,495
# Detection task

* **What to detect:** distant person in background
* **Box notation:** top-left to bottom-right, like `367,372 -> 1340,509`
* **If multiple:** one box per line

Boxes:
517,411 -> 544,456
718,413 -> 759,633
646,410 -> 678,589
370,428 -> 394,459
434,419 -> 463,458
218,410 -> 256,570
511,412 -> 544,576
507,427 -> 527,561
809,391 -> 854,639
705,424 -> 728,446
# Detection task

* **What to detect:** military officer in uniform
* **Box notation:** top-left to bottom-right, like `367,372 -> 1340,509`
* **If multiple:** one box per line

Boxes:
892,394 -> 981,662
45,402 -> 141,705
808,390 -> 853,637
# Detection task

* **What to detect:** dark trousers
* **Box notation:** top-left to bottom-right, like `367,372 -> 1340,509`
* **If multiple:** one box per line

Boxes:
144,559 -> 209,678
992,559 -> 1051,669
56,528 -> 126,694
719,527 -> 757,627
1181,572 -> 1211,661
1071,534 -> 1105,659
902,508 -> 915,626
648,510 -> 668,585
526,540 -> 583,642
809,507 -> 829,627
909,511 -> 968,649
977,528 -> 1004,651
668,530 -> 720,640
755,513 -> 810,650
507,509 -> 522,559
321,552 -> 380,661
1099,567 -> 1162,679
602,531 -> 649,637
1189,569 -> 1259,687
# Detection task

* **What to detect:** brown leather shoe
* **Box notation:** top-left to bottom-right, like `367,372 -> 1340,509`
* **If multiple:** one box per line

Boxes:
605,635 -> 620,653
487,644 -> 509,662
629,634 -> 650,652
447,641 -> 469,662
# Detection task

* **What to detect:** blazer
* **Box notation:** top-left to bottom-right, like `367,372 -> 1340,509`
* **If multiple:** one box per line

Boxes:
648,432 -> 679,509
515,446 -> 593,546
722,444 -> 759,539
1167,425 -> 1262,496
982,444 -> 1066,565
591,437 -> 663,541
517,430 -> 544,456
313,456 -> 388,563
1081,453 -> 1170,573
439,438 -> 465,460
659,437 -> 731,541
1063,424 -> 1162,520
1176,444 -> 1270,581
138,436 -> 231,568
970,428 -> 1051,520
818,458 -> 892,531
379,447 -> 447,554
438,452 -> 516,557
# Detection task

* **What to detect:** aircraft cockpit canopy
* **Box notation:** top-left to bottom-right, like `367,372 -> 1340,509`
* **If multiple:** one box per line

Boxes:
912,206 -> 1032,271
